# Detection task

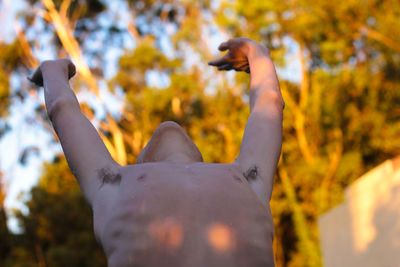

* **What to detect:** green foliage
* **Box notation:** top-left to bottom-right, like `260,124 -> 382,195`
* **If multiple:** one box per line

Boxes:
27,0 -> 106,20
0,41 -> 24,118
2,0 -> 400,266
5,157 -> 106,266
0,207 -> 11,267
0,69 -> 10,118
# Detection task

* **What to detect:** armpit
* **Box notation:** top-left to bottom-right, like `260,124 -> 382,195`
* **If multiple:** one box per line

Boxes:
98,167 -> 122,188
243,165 -> 259,181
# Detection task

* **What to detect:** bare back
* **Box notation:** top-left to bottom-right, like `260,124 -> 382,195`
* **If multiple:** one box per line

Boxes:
92,162 -> 274,267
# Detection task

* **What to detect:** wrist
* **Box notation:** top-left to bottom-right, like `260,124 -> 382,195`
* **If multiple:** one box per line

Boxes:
41,63 -> 69,83
247,42 -> 270,60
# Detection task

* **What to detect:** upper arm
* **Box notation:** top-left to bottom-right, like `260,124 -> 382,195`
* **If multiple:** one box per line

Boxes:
236,93 -> 283,202
49,99 -> 119,204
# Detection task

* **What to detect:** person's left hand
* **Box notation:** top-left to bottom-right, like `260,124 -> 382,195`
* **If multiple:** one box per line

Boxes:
208,38 -> 253,73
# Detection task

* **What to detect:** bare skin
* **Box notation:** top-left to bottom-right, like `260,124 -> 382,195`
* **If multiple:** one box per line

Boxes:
29,38 -> 284,266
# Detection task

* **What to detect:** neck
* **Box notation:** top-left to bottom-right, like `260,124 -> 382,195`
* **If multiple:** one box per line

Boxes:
163,152 -> 195,164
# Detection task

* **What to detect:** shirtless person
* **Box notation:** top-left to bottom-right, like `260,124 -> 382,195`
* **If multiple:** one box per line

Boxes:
29,37 -> 284,266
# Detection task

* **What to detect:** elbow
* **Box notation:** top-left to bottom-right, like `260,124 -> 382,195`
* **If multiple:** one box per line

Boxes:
252,90 -> 285,115
47,98 -> 80,122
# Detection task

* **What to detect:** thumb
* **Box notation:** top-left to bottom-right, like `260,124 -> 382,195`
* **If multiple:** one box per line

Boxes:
218,40 -> 230,51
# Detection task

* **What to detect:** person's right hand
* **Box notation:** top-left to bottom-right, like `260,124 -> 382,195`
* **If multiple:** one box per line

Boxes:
28,58 -> 76,87
208,38 -> 263,73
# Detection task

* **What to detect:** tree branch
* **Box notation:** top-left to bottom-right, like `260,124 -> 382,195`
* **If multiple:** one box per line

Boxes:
319,128 -> 343,212
40,0 -> 100,96
279,167 -> 321,267
280,83 -> 315,164
358,23 -> 400,55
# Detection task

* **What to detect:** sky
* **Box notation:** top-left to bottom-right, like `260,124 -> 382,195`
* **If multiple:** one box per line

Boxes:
1,0 -> 50,231
0,0 -> 301,232
0,0 -> 128,231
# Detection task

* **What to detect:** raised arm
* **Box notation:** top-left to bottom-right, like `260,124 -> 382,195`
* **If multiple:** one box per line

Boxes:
29,59 -> 119,205
209,38 -> 284,204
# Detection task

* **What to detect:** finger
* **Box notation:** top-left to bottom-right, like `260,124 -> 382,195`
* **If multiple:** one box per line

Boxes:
233,65 -> 250,72
233,61 -> 250,73
27,75 -> 43,87
218,40 -> 230,51
68,62 -> 76,79
28,67 -> 44,87
208,55 -> 229,66
217,64 -> 232,71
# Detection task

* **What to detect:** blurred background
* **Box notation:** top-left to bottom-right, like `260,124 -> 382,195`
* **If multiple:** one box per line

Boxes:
0,0 -> 399,266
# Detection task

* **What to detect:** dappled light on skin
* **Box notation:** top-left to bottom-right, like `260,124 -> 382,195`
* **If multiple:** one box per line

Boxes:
207,223 -> 236,253
148,217 -> 183,250
139,200 -> 147,213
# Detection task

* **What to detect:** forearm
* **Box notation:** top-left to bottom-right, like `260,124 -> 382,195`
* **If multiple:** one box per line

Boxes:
41,66 -> 80,120
248,45 -> 284,114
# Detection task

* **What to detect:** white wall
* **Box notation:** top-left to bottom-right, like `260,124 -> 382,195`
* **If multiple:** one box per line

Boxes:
319,157 -> 400,267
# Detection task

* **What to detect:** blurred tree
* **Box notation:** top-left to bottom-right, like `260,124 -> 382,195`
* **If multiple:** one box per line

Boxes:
0,172 -> 11,267
5,156 -> 106,267
0,40 -> 25,118
1,0 -> 399,266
